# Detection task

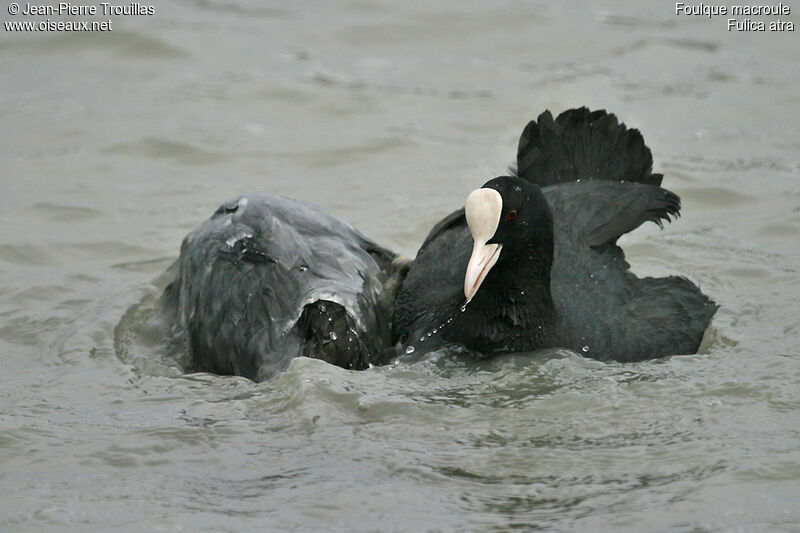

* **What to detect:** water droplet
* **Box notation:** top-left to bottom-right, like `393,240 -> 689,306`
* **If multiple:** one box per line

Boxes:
329,332 -> 337,341
419,336 -> 426,342
460,304 -> 467,312
432,328 -> 438,334
298,264 -> 308,272
405,346 -> 415,354
426,332 -> 432,337
520,290 -> 526,295
576,178 -> 581,183
582,345 -> 590,352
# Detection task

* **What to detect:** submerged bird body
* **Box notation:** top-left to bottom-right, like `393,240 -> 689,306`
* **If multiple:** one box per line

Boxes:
160,193 -> 405,381
161,107 -> 716,380
393,108 -> 717,361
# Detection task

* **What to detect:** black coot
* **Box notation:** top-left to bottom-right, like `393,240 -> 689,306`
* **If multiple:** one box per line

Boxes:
392,108 -> 718,361
160,193 -> 408,381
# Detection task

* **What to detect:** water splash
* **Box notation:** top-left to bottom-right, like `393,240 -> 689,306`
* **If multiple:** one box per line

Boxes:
418,311 -> 458,343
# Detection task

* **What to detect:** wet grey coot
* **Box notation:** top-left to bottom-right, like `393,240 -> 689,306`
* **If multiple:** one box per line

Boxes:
392,107 -> 718,361
159,194 -> 410,381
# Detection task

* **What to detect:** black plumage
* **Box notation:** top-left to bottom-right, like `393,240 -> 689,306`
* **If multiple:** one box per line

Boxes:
161,107 -> 716,379
392,108 -> 718,361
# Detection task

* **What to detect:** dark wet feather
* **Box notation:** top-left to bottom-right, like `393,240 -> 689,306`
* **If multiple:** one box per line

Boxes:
514,107 -> 663,187
393,108 -> 717,361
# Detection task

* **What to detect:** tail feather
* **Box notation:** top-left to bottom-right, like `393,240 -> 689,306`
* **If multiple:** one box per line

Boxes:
514,107 -> 663,187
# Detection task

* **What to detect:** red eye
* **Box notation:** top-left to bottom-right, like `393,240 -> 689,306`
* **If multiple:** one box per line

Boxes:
506,210 -> 518,221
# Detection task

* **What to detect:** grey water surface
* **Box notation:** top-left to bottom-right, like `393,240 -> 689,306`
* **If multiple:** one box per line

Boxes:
2,1 -> 799,531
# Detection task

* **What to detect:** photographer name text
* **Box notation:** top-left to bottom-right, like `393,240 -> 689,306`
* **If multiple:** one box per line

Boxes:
11,2 -> 153,16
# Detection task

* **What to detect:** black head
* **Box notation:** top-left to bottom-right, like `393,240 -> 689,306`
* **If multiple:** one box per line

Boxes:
481,176 -> 553,252
463,176 -> 554,302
